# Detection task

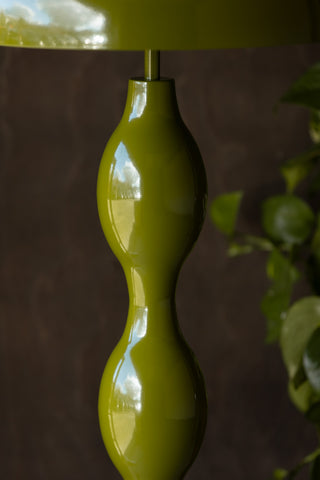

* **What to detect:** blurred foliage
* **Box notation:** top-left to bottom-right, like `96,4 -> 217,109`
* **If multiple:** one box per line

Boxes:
211,62 -> 320,479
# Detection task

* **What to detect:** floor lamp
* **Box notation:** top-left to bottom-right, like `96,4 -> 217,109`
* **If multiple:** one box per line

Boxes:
1,2 -> 319,479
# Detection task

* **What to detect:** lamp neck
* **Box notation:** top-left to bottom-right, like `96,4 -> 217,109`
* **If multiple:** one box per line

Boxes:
144,50 -> 160,81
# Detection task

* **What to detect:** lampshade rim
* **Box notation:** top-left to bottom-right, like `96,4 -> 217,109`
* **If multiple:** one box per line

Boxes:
1,0 -> 319,51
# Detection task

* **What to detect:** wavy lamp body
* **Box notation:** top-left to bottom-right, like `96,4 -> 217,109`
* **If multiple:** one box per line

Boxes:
1,1 -> 319,479
97,77 -> 207,479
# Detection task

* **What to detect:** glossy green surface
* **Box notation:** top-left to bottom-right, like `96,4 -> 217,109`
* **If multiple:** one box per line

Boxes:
97,79 -> 207,479
1,0 -> 319,50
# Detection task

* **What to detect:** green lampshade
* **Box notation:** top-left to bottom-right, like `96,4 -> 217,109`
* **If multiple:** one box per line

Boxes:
0,0 -> 320,50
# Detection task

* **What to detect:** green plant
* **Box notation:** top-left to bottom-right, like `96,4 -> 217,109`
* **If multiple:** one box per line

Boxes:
211,63 -> 320,479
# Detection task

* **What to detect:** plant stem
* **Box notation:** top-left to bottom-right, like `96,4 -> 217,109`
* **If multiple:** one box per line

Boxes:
286,447 -> 320,479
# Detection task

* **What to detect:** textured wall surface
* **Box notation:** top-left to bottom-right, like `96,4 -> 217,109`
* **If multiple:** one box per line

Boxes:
1,46 -> 320,480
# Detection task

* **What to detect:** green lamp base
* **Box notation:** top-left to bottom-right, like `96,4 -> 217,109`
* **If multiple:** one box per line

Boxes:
97,73 -> 207,479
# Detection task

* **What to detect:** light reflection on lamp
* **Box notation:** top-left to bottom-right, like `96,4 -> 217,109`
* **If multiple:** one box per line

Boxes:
109,309 -> 147,456
3,0 -> 106,31
0,0 -> 109,48
129,92 -> 147,121
114,143 -> 141,200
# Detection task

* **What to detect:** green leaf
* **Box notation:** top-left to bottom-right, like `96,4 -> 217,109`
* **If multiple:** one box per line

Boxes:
262,194 -> 315,245
281,297 -> 320,380
280,147 -> 320,193
280,63 -> 320,110
210,191 -> 243,237
288,380 -> 319,413
262,250 -> 300,343
273,469 -> 288,480
262,287 -> 291,343
303,327 -> 320,393
266,249 -> 300,284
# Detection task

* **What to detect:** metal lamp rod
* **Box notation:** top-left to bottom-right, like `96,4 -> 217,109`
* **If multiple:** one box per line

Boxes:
145,50 -> 160,81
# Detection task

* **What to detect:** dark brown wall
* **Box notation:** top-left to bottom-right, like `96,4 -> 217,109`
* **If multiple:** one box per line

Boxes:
1,45 -> 320,480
